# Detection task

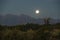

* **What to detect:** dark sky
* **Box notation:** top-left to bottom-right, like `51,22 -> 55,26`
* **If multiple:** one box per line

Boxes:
0,0 -> 60,19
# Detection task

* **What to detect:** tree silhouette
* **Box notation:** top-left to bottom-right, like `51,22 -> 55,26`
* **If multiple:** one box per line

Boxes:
44,18 -> 51,25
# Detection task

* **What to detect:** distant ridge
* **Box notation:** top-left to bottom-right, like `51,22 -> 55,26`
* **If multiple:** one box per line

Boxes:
0,14 -> 60,25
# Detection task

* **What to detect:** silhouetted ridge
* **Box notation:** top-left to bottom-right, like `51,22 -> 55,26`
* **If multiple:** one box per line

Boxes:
0,14 -> 60,25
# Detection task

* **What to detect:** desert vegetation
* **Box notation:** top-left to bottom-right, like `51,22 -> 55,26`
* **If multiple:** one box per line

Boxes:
0,23 -> 60,40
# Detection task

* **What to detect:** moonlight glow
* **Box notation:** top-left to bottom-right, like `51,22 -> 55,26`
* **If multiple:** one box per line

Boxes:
35,10 -> 40,14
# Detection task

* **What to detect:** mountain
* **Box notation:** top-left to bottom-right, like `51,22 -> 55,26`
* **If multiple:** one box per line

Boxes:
0,14 -> 60,25
0,15 -> 2,24
0,14 -> 38,25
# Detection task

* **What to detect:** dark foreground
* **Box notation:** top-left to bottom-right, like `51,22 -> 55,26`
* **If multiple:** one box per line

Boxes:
0,23 -> 60,40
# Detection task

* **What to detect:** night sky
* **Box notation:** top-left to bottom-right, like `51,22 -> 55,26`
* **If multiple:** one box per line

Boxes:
0,0 -> 60,19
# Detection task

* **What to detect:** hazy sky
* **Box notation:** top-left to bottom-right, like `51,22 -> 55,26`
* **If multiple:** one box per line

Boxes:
0,0 -> 60,19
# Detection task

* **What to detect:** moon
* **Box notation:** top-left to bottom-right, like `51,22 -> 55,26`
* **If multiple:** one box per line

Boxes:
35,10 -> 40,14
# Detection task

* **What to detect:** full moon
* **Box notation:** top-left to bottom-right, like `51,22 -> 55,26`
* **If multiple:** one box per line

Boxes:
35,10 -> 40,14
